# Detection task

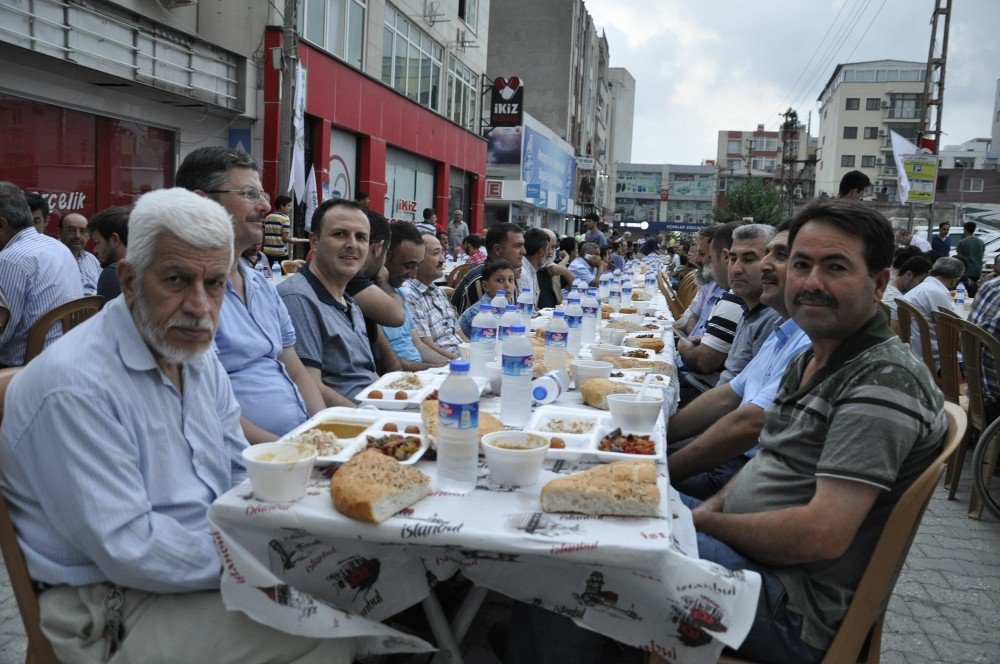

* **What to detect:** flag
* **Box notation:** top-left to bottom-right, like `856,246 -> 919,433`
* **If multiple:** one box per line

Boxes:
304,165 -> 318,231
288,65 -> 307,200
890,130 -> 920,204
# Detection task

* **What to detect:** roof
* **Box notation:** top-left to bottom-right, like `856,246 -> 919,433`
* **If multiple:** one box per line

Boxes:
817,59 -> 926,101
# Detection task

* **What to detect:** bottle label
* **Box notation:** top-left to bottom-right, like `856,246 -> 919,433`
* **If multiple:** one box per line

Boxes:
498,325 -> 514,341
582,305 -> 599,319
566,315 -> 583,329
517,302 -> 534,317
502,353 -> 533,376
439,401 -> 479,430
491,305 -> 502,316
545,330 -> 567,347
471,325 -> 497,345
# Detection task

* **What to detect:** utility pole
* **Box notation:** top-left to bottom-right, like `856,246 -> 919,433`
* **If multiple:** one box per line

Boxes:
920,0 -> 951,152
277,0 -> 299,202
744,137 -> 754,178
779,108 -> 799,216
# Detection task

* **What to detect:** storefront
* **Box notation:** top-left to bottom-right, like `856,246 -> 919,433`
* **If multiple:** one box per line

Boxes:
0,93 -> 174,235
263,30 -> 487,232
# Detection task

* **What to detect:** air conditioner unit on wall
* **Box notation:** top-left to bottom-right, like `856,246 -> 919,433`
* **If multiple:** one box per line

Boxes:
881,101 -> 889,109
673,214 -> 683,222
876,158 -> 884,165
878,130 -> 886,137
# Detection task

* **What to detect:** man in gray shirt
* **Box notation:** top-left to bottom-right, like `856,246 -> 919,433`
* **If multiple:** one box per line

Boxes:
279,199 -> 377,406
447,209 -> 469,252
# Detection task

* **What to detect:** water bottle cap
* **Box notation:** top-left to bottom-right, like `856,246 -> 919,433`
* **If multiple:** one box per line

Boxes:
449,359 -> 471,372
511,324 -> 526,333
553,310 -> 565,317
532,385 -> 547,400
479,301 -> 492,311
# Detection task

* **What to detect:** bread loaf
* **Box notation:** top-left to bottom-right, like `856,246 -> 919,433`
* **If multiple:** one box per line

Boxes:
541,460 -> 659,517
609,358 -> 675,374
625,337 -> 665,353
580,378 -> 634,409
331,450 -> 431,523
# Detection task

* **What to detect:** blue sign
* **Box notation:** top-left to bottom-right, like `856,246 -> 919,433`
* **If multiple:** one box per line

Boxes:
525,183 -> 541,200
228,128 -> 251,153
522,125 -> 575,213
613,219 -> 710,233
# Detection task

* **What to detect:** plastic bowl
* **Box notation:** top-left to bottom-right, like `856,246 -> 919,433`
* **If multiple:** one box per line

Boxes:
633,299 -> 651,315
486,361 -> 502,394
570,359 -> 613,386
606,393 -> 664,434
481,431 -> 550,486
591,344 -> 623,362
242,442 -> 318,502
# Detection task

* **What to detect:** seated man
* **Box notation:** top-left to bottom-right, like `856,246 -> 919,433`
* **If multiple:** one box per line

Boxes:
673,227 -> 720,337
969,273 -> 1000,422
0,182 -> 83,366
0,188 -> 352,663
668,221 -> 811,498
87,206 -> 129,301
717,223 -> 782,385
404,237 -> 469,359
504,199 -> 946,664
279,199 -> 378,406
900,256 -> 964,368
677,222 -> 743,380
881,255 -> 931,334
567,242 -> 603,287
58,212 -> 102,296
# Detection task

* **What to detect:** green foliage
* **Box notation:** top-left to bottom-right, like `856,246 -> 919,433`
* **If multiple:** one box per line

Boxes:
711,179 -> 785,226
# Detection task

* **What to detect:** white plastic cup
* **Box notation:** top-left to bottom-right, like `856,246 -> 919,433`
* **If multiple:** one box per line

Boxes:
242,443 -> 317,502
481,431 -> 550,486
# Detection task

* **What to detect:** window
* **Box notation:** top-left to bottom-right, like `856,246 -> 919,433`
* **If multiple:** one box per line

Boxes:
751,156 -> 776,170
750,137 -> 778,151
888,94 -> 923,120
866,98 -> 881,111
841,155 -> 856,167
936,175 -> 949,192
458,0 -> 478,32
861,155 -> 876,168
382,8 -> 443,112
298,0 -> 367,69
727,159 -> 740,170
845,98 -> 860,110
843,126 -> 858,139
727,139 -> 741,154
961,178 -> 984,193
863,126 -> 879,139
447,57 -> 479,131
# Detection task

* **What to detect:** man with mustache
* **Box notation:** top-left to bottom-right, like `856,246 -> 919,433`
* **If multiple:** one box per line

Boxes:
674,225 -> 720,338
668,220 -> 811,498
279,199 -> 378,406
178,147 -> 325,441
0,188 -> 353,663
506,200 -> 946,664
58,212 -> 102,295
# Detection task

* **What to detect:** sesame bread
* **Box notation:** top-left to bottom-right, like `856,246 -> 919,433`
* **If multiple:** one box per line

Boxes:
330,450 -> 431,523
541,460 -> 659,517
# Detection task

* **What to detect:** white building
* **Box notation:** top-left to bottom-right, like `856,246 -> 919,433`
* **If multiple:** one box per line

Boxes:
815,59 -> 927,199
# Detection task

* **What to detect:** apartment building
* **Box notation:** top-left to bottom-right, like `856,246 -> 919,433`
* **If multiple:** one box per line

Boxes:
814,59 -> 927,199
613,163 -> 714,236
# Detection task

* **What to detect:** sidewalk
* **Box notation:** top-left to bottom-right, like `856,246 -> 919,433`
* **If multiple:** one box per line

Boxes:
0,466 -> 996,664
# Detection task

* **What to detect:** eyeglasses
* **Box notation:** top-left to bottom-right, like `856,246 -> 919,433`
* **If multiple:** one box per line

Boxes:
205,188 -> 271,204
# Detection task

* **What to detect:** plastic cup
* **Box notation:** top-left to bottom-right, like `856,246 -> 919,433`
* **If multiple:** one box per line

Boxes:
606,394 -> 664,434
242,442 -> 317,502
481,432 -> 550,486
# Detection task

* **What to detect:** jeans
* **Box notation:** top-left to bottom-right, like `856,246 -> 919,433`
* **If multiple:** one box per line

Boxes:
673,455 -> 750,500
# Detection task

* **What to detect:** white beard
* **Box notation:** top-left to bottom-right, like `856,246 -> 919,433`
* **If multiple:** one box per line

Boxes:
132,287 -> 215,365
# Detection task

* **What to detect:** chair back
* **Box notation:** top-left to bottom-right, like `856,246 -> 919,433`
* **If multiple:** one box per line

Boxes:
932,309 -> 963,404
0,367 -> 61,663
656,271 -> 685,320
676,273 -> 698,309
24,295 -> 105,364
877,300 -> 891,323
447,263 -> 473,288
280,259 -> 301,275
895,299 -> 939,387
711,403 -> 966,664
958,318 -> 1000,436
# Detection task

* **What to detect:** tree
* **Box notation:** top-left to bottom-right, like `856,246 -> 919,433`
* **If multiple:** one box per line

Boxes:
712,178 -> 785,226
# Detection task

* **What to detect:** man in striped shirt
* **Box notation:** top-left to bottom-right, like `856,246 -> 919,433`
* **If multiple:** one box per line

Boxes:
0,182 -> 82,366
58,212 -> 102,295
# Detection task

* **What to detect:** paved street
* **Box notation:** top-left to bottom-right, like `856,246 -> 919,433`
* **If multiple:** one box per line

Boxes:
0,463 -> 996,664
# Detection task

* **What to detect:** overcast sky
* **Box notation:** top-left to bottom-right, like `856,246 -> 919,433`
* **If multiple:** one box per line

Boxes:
586,0 -> 1000,165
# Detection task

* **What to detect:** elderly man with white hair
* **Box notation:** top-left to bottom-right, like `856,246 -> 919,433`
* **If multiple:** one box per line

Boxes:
0,188 -> 353,663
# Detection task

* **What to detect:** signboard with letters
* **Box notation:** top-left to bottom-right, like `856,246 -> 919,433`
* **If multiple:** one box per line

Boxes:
489,76 -> 524,127
522,126 -> 575,213
901,154 -> 938,204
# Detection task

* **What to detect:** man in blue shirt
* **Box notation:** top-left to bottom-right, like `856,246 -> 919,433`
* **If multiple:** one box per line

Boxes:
568,241 -> 603,287
0,188 -> 353,663
668,221 -> 811,498
930,222 -> 951,257
0,182 -> 82,366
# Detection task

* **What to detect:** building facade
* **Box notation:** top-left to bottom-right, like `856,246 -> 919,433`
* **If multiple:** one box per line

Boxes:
815,59 -> 927,199
613,163 -> 714,237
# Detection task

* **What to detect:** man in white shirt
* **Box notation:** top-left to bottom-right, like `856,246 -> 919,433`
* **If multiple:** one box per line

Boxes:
568,242 -> 603,287
900,256 -> 964,367
58,212 -> 102,295
520,227 -> 549,306
881,255 -> 931,334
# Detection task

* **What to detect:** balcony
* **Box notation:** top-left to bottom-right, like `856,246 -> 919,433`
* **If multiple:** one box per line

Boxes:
883,108 -> 924,122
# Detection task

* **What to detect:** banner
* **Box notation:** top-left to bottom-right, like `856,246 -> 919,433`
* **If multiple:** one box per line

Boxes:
489,76 -> 524,127
900,155 -> 937,204
304,164 -> 318,231
889,130 -> 920,204
288,65 -> 307,200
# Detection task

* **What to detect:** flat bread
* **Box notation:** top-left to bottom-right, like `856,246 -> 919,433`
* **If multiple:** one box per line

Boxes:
624,336 -> 665,353
609,358 -> 675,374
331,450 -> 431,523
541,460 -> 659,517
605,320 -> 647,332
421,400 -> 504,441
579,378 -> 634,409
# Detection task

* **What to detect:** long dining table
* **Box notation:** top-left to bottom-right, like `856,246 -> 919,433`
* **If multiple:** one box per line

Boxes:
208,278 -> 762,664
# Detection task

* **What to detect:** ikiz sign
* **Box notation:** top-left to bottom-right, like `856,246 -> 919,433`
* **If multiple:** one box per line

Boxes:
490,76 -> 524,127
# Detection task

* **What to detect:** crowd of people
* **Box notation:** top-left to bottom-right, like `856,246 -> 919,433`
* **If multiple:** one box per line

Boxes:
0,150 -> 972,663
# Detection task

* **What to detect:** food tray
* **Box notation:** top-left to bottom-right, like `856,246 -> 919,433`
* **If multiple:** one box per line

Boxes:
586,424 -> 666,462
360,429 -> 430,465
356,372 -> 436,410
278,407 -> 385,465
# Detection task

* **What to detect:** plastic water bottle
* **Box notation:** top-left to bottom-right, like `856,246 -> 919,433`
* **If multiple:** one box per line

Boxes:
517,287 -> 534,318
609,278 -> 622,313
436,359 -> 480,493
270,261 -> 282,282
582,288 -> 600,344
497,304 -> 521,359
622,278 -> 634,305
544,310 -> 569,372
470,302 -> 498,377
954,282 -> 966,310
565,296 -> 584,356
490,290 -> 508,317
500,324 -> 533,426
598,272 -> 611,299
261,262 -> 272,279
645,270 -> 657,295
532,370 -> 569,405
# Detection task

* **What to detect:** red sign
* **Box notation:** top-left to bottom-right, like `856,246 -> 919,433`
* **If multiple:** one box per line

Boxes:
396,199 -> 418,213
485,179 -> 503,199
